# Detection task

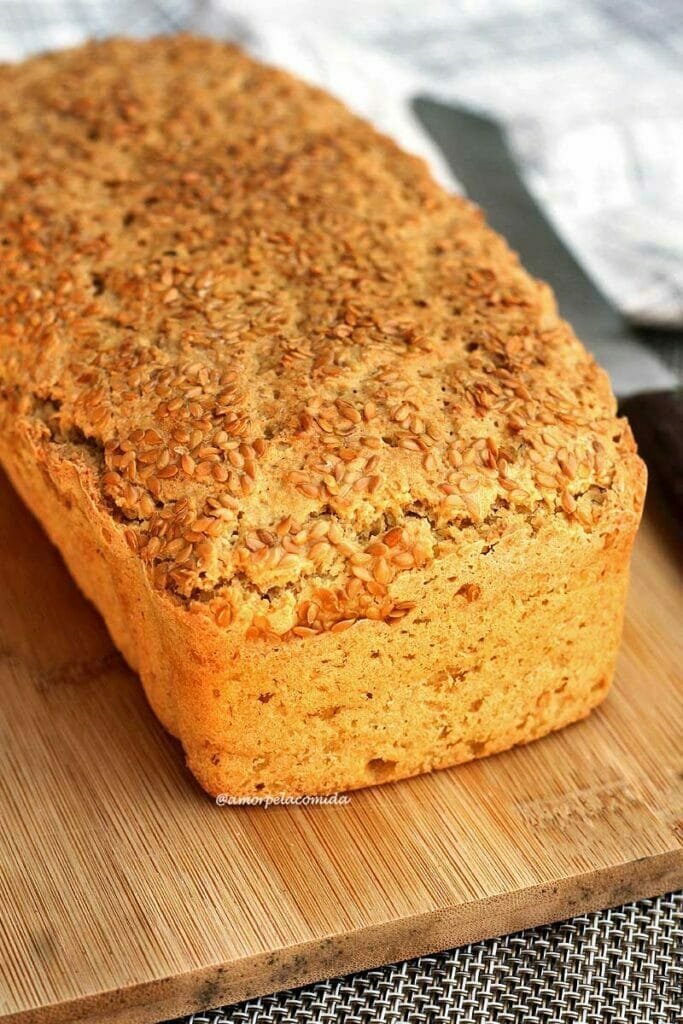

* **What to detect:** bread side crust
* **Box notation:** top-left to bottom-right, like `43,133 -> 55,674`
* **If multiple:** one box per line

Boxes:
0,414 -> 644,797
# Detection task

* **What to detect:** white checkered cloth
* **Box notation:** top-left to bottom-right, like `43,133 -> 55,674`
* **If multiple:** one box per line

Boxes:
2,0 -> 682,335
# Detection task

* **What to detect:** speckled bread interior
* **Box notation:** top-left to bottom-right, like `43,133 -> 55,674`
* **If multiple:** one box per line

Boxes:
0,36 -> 646,796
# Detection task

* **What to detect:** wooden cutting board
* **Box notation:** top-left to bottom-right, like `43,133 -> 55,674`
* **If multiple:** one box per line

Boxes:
0,469 -> 681,1024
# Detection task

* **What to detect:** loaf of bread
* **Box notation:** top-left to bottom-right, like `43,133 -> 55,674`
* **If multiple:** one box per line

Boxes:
0,36 -> 645,798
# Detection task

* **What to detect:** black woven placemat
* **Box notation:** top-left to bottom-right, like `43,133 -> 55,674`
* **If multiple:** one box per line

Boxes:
170,892 -> 682,1024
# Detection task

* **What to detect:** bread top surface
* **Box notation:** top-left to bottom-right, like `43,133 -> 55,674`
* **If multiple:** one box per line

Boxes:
0,36 -> 644,641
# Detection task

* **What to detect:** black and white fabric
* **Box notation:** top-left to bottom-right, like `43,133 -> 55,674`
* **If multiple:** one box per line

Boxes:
174,893 -> 682,1024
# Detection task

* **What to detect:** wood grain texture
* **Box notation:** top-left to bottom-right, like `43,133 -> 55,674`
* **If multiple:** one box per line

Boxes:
0,469 -> 681,1024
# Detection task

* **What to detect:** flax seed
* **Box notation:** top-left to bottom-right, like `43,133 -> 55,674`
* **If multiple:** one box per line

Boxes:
2,36 -> 635,664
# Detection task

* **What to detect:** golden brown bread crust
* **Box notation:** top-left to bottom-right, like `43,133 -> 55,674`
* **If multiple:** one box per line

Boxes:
0,36 -> 646,796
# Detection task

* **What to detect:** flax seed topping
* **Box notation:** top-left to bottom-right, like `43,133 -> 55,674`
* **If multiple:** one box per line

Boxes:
0,36 -> 640,642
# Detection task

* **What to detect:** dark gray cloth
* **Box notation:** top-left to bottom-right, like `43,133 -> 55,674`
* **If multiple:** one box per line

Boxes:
173,893 -> 682,1024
